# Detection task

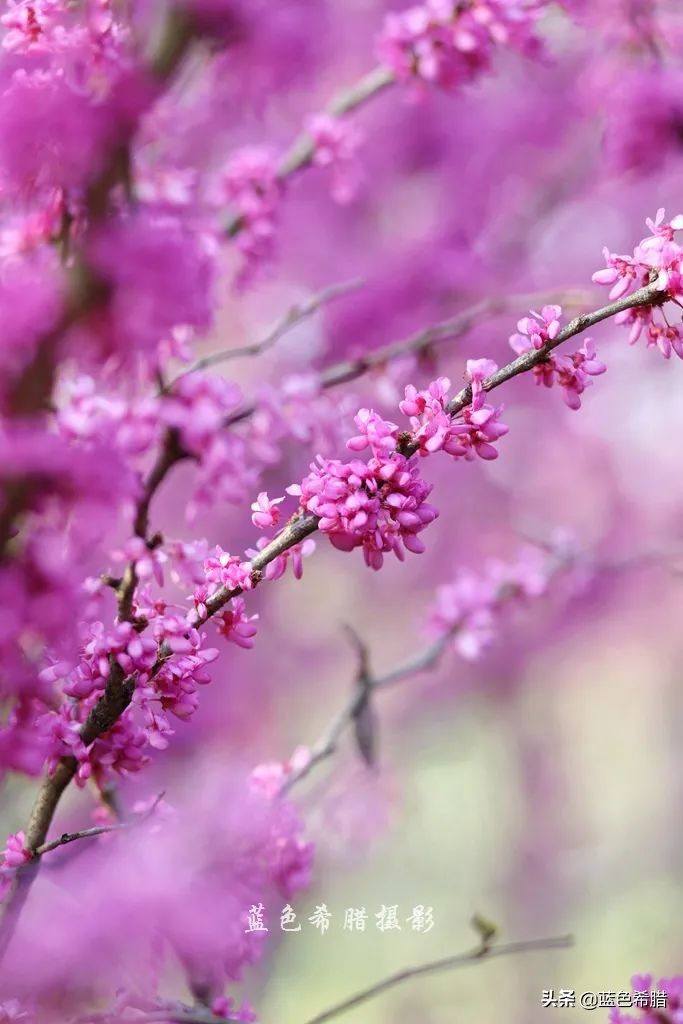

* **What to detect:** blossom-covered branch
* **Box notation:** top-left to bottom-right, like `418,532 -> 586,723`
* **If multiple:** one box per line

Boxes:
0,5 -> 199,558
0,234 -> 673,966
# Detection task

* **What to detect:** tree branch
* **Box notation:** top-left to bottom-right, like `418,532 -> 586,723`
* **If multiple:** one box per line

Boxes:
227,287 -> 592,427
204,280 -> 669,628
299,934 -> 574,1024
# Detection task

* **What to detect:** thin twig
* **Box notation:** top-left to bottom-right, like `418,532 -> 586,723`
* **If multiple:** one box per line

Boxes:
34,791 -> 165,858
227,288 -> 593,426
299,934 -> 574,1024
168,278 -> 365,388
35,823 -> 128,857
281,632 -> 451,795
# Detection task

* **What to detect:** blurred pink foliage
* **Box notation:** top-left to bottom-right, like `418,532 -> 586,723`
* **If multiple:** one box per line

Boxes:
0,0 -> 682,1019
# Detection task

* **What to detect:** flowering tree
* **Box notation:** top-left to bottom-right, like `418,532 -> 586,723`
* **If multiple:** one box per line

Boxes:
0,0 -> 682,1020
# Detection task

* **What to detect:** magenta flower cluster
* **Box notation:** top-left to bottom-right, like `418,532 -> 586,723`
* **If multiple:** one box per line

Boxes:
609,974 -> 683,1024
427,545 -> 557,659
593,209 -> 683,358
509,305 -> 607,409
376,0 -> 544,91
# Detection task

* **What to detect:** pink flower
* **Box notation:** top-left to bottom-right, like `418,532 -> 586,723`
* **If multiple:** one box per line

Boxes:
593,211 -> 683,359
0,831 -> 31,901
216,598 -> 259,649
203,548 -> 253,593
1,0 -> 58,53
250,746 -> 311,799
2,832 -> 31,870
465,358 -> 498,410
111,537 -> 167,587
306,112 -> 364,204
376,0 -> 543,92
509,305 -> 562,351
346,409 -> 399,456
222,146 -> 283,287
250,492 -> 284,530
510,316 -> 606,410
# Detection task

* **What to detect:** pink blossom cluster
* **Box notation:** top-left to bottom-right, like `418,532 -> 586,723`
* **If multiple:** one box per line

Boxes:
254,373 -> 355,460
376,0 -> 545,91
0,833 -> 31,902
35,602 -> 222,783
222,147 -> 283,287
400,368 -> 508,461
162,372 -> 260,519
305,113 -> 364,204
291,451 -> 438,570
291,371 -> 512,568
509,305 -> 607,409
593,210 -> 683,358
427,546 -> 555,659
609,974 -> 683,1024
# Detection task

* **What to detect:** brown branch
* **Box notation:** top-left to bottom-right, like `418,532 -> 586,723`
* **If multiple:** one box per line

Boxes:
35,823 -> 128,857
227,287 -> 592,427
300,934 -> 574,1024
204,280 -> 668,630
281,632 -> 451,795
34,791 -> 165,858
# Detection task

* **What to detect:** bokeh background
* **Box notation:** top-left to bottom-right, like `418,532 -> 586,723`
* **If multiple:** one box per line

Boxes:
5,0 -> 683,1019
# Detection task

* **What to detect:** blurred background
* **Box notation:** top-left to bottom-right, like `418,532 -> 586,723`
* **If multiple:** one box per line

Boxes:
5,0 -> 683,1018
